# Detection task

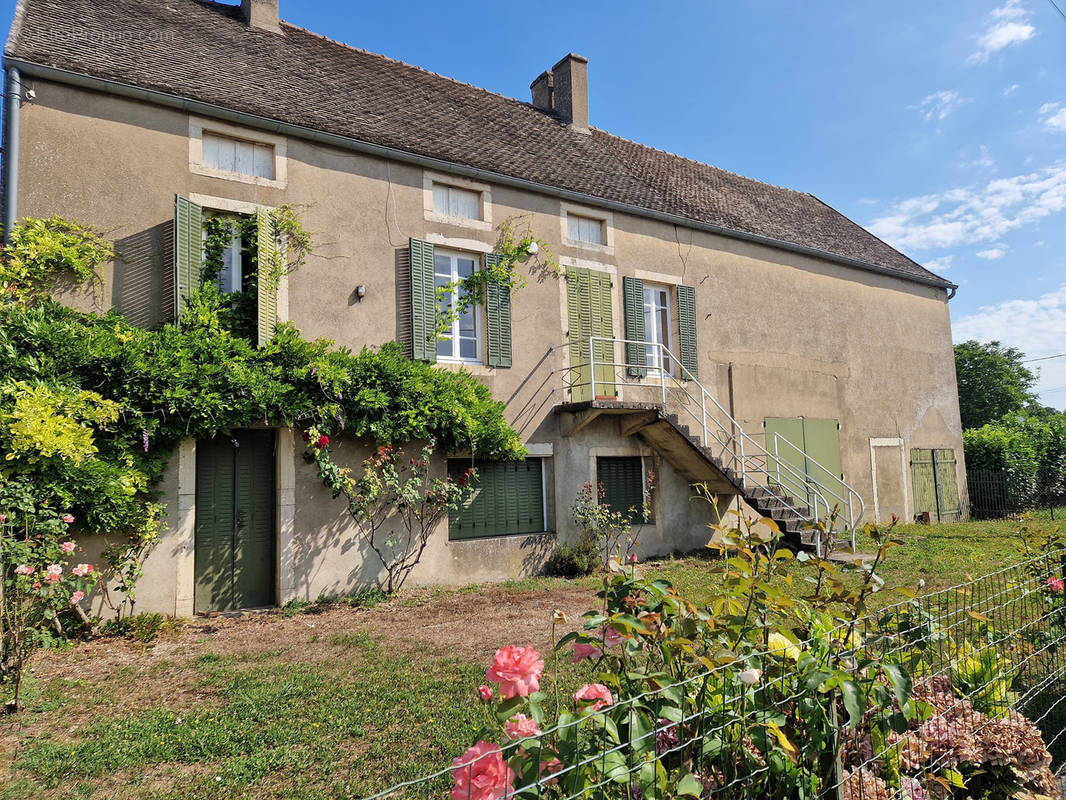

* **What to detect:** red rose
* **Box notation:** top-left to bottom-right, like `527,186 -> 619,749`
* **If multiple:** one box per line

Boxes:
301,431 -> 311,442
317,435 -> 330,447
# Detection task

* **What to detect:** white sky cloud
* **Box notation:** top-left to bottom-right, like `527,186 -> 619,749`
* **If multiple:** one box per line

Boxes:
953,284 -> 1066,407
866,163 -> 1066,251
1039,103 -> 1066,131
975,246 -> 1008,259
969,0 -> 1036,63
924,255 -> 954,272
958,145 -> 995,169
1004,83 -> 1021,96
912,90 -> 970,121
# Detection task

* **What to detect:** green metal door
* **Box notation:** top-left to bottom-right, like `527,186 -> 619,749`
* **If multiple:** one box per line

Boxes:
567,267 -> 615,402
764,417 -> 844,513
910,448 -> 961,523
195,430 -> 276,612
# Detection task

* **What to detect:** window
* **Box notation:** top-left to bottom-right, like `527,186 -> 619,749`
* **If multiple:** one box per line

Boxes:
643,285 -> 673,375
202,132 -> 275,180
448,459 -> 546,540
567,213 -> 605,246
433,183 -> 481,220
434,251 -> 480,362
596,456 -> 652,524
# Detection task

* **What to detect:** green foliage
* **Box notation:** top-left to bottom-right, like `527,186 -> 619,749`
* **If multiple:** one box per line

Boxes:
964,411 -> 1066,513
954,340 -> 1039,430
544,540 -> 599,578
0,217 -> 114,303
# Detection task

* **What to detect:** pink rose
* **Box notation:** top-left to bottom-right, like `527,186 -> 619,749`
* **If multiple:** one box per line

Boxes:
70,591 -> 85,606
14,564 -> 33,576
0,514 -> 7,522
477,685 -> 494,702
601,625 -> 625,648
486,645 -> 544,699
540,758 -> 564,784
61,514 -> 74,524
450,741 -> 514,800
504,713 -> 541,740
32,581 -> 41,589
71,563 -> 93,577
574,683 -> 614,711
60,541 -> 76,553
46,573 -> 61,584
629,553 -> 638,564
1048,577 -> 1065,593
46,564 -> 62,577
571,642 -> 602,663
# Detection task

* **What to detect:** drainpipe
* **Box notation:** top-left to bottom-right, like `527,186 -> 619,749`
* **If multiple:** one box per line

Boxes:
3,65 -> 21,242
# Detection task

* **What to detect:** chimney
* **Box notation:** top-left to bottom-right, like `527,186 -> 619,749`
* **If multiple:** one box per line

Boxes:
529,54 -> 589,132
241,0 -> 281,33
530,71 -> 553,114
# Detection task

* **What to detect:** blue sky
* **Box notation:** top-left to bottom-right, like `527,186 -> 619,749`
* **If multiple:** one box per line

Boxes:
4,1 -> 1065,405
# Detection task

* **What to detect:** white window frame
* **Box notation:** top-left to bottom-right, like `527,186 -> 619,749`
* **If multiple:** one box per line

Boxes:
561,202 -> 614,254
434,249 -> 482,364
643,283 -> 674,377
189,117 -> 287,189
423,171 -> 492,231
201,213 -> 247,293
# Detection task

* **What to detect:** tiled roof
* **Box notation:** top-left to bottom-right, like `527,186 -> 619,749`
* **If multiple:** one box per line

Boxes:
5,0 -> 952,288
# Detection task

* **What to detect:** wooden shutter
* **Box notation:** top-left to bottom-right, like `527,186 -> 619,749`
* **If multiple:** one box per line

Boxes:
677,284 -> 698,379
933,449 -> 962,522
194,436 -> 236,613
622,276 -> 647,378
448,459 -> 545,540
597,456 -> 649,524
484,253 -> 512,368
255,207 -> 278,348
231,430 -> 276,609
910,449 -> 937,521
173,195 -> 203,324
409,238 -> 437,362
565,267 -> 615,400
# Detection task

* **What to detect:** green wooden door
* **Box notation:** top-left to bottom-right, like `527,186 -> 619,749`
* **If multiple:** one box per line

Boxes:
195,430 -> 276,612
764,417 -> 844,513
567,267 -> 615,402
910,448 -> 961,523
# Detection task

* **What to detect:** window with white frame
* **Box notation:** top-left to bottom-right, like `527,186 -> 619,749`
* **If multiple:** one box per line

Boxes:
643,284 -> 674,375
434,251 -> 480,362
201,214 -> 251,294
566,213 -> 605,246
202,132 -> 275,180
432,183 -> 481,221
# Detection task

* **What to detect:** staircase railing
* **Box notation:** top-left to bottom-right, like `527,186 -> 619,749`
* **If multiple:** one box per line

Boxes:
569,336 -> 863,551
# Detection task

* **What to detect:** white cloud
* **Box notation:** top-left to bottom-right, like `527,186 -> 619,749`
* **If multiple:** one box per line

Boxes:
912,90 -> 971,121
866,163 -> 1066,251
958,145 -> 995,169
969,0 -> 1036,63
953,284 -> 1066,407
924,255 -> 954,272
1038,103 -> 1066,131
975,246 -> 1008,259
1004,83 -> 1021,96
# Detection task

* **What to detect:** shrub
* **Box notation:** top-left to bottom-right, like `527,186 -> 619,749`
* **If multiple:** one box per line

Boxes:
543,540 -> 599,578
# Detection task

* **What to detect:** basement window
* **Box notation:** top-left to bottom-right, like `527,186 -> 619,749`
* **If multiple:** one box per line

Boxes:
596,456 -> 653,524
447,459 -> 547,539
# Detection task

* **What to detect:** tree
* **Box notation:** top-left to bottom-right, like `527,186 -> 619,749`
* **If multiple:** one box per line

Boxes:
954,340 -> 1038,430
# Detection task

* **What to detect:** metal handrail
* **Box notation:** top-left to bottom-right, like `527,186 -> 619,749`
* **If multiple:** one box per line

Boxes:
568,335 -> 864,550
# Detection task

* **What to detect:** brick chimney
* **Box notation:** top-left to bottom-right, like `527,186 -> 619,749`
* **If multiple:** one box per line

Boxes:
530,54 -> 589,132
241,0 -> 281,33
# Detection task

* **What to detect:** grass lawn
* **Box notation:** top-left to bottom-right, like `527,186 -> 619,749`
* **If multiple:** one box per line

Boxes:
0,517 -> 1059,800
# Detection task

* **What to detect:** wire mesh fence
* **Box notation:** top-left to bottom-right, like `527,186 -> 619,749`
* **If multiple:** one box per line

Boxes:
968,468 -> 1066,521
361,552 -> 1066,800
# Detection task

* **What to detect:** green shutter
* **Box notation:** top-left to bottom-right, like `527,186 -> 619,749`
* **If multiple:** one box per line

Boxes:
173,195 -> 203,324
255,207 -> 278,348
566,267 -> 615,401
597,456 -> 649,524
934,449 -> 961,522
622,276 -> 647,378
911,449 -> 937,521
484,253 -> 512,368
448,459 -> 545,540
409,238 -> 437,362
677,284 -> 698,379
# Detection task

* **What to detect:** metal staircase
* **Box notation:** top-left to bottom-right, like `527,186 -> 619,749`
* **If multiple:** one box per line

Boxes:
557,337 -> 865,553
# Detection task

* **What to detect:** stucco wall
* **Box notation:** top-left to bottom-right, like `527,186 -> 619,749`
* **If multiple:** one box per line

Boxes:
12,79 -> 966,613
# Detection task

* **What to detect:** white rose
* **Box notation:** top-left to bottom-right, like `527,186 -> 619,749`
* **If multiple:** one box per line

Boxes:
738,668 -> 762,685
